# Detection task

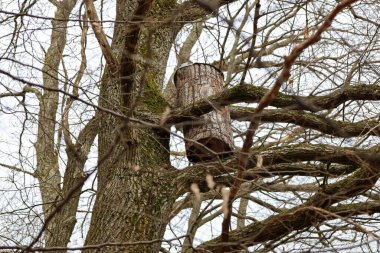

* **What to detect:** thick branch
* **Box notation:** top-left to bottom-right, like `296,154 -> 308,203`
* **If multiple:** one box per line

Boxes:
33,0 -> 81,249
243,163 -> 356,178
198,159 -> 380,251
197,201 -> 380,252
119,0 -> 155,107
231,107 -> 380,138
174,143 -> 380,195
35,0 -> 78,239
46,115 -> 99,247
173,0 -> 238,22
85,0 -> 118,73
167,83 -> 380,125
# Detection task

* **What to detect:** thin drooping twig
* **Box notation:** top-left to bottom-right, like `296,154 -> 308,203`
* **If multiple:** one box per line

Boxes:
220,0 -> 359,251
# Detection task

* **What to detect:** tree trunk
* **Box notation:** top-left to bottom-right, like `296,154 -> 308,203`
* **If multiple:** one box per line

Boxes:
84,123 -> 176,253
84,1 -> 181,251
84,70 -> 175,253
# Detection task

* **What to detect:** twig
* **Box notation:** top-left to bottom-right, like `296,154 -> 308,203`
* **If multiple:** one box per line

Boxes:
0,162 -> 35,177
220,0 -> 359,251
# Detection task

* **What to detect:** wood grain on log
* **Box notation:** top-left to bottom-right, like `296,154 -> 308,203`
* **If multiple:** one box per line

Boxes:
174,63 -> 234,162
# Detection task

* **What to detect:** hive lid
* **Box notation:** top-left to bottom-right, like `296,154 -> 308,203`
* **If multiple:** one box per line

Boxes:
173,62 -> 224,87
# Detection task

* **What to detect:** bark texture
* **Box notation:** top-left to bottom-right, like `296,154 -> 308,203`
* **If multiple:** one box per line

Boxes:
83,0 -> 181,252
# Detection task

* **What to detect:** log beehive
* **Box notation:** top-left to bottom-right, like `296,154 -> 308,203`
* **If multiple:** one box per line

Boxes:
174,63 -> 234,163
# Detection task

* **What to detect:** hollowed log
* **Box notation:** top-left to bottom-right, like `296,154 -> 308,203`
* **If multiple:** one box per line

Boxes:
174,63 -> 234,163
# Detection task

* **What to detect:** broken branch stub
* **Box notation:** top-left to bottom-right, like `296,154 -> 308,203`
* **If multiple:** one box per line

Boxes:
174,63 -> 234,163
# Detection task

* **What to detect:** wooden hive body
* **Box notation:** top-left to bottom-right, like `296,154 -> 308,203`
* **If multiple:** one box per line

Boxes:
174,63 -> 234,163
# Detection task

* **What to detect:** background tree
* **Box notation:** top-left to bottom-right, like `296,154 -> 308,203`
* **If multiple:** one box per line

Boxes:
0,0 -> 380,252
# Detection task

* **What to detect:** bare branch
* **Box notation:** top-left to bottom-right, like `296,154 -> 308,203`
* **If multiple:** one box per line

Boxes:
84,0 -> 118,74
221,1 -> 359,248
230,107 -> 380,138
0,162 -> 35,177
200,158 -> 380,251
167,83 -> 380,125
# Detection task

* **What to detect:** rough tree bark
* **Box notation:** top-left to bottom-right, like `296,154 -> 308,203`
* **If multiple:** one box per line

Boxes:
83,0 -> 182,252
